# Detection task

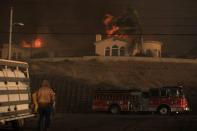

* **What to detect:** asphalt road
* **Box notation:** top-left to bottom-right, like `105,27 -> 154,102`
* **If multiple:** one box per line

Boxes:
1,113 -> 197,131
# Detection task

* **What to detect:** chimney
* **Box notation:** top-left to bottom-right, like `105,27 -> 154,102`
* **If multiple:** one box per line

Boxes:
96,34 -> 102,42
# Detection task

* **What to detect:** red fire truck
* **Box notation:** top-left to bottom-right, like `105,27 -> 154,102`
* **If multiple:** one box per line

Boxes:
92,86 -> 190,115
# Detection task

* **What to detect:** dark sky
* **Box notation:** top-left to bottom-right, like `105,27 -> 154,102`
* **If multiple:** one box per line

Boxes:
0,0 -> 197,56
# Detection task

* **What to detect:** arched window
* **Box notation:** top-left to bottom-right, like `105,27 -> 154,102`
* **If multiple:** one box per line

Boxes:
112,45 -> 119,56
105,47 -> 110,56
153,49 -> 158,57
146,49 -> 153,57
158,51 -> 161,57
120,46 -> 125,56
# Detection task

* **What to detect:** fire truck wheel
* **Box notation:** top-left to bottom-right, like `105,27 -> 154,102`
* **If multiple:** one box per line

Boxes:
158,106 -> 169,115
110,105 -> 120,114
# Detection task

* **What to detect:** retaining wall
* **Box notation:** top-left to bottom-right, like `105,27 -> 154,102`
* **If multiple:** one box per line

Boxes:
31,56 -> 197,64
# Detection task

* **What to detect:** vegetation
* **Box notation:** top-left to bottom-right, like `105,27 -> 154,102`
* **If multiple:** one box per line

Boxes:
112,7 -> 142,55
135,51 -> 153,57
114,7 -> 141,35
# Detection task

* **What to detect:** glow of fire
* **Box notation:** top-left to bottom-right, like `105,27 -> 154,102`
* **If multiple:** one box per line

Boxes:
22,38 -> 43,48
103,14 -> 114,26
22,40 -> 31,48
33,39 -> 42,48
106,26 -> 119,35
103,14 -> 131,41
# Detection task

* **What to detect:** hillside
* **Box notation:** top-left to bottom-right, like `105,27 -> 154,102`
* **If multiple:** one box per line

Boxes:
29,58 -> 197,113
30,59 -> 197,89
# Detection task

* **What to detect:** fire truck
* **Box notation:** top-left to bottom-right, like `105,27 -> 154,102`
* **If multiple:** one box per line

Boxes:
92,86 -> 190,115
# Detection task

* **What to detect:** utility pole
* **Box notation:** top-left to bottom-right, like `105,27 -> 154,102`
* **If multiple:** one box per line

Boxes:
8,7 -> 13,60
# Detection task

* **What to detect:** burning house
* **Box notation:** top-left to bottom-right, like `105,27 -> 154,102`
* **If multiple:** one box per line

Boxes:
94,13 -> 162,57
0,38 -> 54,60
94,34 -> 162,57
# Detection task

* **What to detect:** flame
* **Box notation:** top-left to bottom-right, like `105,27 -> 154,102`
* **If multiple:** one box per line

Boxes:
33,39 -> 42,48
106,26 -> 119,36
103,14 -> 114,26
22,41 -> 31,48
22,38 -> 43,48
103,14 -> 119,37
103,14 -> 131,41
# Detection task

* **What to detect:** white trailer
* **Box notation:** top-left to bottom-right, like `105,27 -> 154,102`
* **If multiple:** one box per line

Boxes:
0,59 -> 34,130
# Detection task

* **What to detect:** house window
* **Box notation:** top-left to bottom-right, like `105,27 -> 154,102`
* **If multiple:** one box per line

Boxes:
105,47 -> 110,56
112,45 -> 118,56
158,51 -> 161,57
153,49 -> 158,57
120,46 -> 125,56
146,49 -> 153,57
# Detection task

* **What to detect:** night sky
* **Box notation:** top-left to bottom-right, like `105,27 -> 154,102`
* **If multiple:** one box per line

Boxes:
0,0 -> 197,56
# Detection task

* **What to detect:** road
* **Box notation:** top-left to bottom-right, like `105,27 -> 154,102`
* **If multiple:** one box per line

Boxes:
1,113 -> 197,131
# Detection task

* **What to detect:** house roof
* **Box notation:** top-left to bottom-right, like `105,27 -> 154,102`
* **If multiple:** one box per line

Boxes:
143,41 -> 163,46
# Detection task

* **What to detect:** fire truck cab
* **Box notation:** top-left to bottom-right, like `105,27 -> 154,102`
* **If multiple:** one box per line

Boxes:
92,86 -> 190,115
148,86 -> 189,115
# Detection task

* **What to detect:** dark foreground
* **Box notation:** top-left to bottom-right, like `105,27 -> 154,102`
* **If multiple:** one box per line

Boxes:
1,113 -> 197,131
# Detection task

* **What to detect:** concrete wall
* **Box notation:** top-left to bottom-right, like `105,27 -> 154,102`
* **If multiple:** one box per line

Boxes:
30,75 -> 94,113
31,56 -> 197,64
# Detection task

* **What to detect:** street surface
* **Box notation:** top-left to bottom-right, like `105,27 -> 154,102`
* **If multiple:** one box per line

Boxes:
0,113 -> 197,131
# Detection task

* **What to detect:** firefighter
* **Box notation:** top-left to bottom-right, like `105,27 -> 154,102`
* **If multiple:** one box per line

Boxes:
177,81 -> 184,88
37,80 -> 55,131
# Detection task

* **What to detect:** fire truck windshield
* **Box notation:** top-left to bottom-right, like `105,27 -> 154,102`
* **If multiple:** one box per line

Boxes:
179,88 -> 185,98
164,87 -> 185,98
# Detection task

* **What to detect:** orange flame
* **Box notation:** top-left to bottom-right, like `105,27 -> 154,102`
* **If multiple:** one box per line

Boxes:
106,26 -> 119,36
22,40 -> 31,48
33,39 -> 42,48
22,38 -> 43,48
103,14 -> 119,37
103,14 -> 114,26
103,14 -> 131,41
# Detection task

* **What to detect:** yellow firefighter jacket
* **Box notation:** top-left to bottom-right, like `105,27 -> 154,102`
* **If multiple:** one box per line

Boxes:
32,91 -> 38,112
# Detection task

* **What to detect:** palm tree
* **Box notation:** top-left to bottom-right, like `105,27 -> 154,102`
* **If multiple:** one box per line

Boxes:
113,7 -> 143,55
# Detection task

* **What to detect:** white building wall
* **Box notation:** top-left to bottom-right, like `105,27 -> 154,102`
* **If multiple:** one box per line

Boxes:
142,41 -> 162,57
95,38 -> 129,56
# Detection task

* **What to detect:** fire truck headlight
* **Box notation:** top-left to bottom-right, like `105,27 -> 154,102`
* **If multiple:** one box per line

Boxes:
185,107 -> 190,111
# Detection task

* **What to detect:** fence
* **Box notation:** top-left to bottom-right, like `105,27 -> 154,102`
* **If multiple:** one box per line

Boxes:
30,74 -> 94,113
